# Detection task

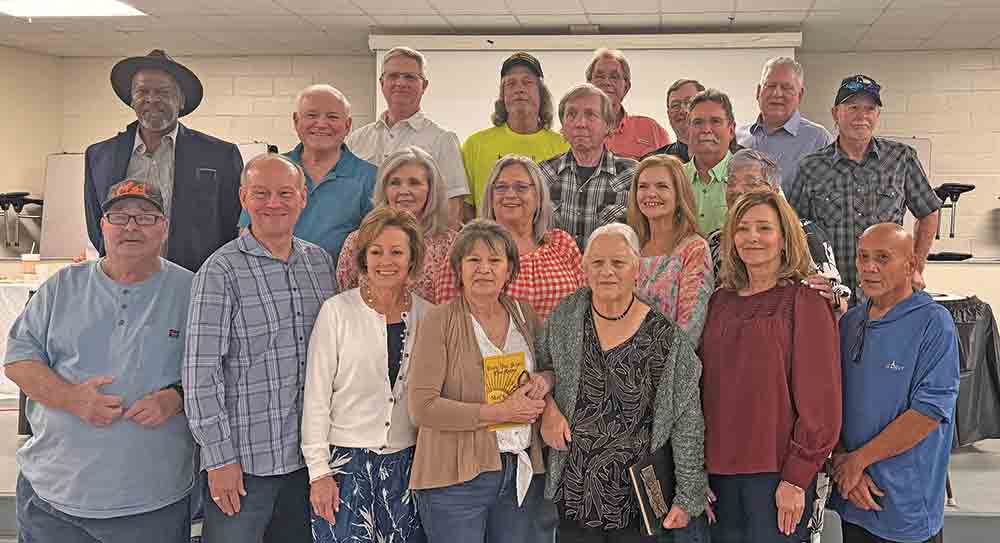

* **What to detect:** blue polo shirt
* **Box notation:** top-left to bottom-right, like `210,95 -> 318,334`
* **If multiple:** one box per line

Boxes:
239,143 -> 375,269
833,291 -> 959,542
4,259 -> 195,518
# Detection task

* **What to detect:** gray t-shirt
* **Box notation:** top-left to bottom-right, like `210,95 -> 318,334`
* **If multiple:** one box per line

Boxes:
4,259 -> 195,519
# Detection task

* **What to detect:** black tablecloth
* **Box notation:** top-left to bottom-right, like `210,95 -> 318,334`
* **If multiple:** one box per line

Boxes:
937,296 -> 1000,448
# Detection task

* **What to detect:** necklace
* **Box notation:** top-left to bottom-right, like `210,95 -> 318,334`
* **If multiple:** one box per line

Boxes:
362,284 -> 411,312
591,294 -> 635,321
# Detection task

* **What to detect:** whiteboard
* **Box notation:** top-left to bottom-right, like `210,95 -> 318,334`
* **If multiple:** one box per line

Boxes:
372,46 -> 795,142
39,142 -> 265,258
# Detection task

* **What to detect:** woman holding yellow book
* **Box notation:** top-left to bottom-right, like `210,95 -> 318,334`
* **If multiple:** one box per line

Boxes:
302,207 -> 431,543
408,219 -> 556,543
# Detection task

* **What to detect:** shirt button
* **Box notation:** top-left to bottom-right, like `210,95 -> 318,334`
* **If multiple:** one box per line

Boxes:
385,422 -> 390,427
118,320 -> 125,325
122,290 -> 129,294
121,304 -> 127,309
299,337 -> 304,342
389,397 -> 395,403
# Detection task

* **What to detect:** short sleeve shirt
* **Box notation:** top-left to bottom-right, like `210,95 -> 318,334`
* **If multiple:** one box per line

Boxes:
788,138 -> 942,303
605,111 -> 670,160
684,151 -> 733,234
736,111 -> 834,194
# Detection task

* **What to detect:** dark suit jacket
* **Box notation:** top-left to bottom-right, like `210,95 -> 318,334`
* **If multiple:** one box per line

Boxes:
84,121 -> 244,272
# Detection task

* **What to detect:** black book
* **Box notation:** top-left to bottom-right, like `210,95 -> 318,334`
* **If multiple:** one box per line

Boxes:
627,443 -> 676,537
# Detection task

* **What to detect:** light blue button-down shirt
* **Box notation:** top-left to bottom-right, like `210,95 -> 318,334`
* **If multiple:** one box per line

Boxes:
736,110 -> 833,194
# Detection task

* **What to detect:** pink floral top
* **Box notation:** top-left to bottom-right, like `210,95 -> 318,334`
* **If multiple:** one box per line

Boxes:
337,228 -> 458,305
434,228 -> 584,321
637,234 -> 714,341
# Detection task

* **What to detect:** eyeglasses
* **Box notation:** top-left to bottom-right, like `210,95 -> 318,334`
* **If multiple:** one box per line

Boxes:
591,72 -> 624,83
493,182 -> 534,195
849,302 -> 872,364
104,212 -> 164,226
381,72 -> 423,84
841,76 -> 880,96
667,98 -> 692,112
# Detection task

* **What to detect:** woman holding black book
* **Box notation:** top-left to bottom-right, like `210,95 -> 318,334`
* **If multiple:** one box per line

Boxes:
537,223 -> 710,542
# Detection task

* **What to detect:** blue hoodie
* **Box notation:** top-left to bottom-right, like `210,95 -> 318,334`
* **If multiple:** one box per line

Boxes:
832,290 -> 959,542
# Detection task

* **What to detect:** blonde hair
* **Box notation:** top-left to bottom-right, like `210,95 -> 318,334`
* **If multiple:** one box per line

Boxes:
626,155 -> 700,248
353,207 -> 426,280
720,191 -> 812,290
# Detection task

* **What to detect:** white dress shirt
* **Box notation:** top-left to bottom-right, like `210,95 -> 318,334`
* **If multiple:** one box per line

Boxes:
301,288 -> 430,482
346,111 -> 471,199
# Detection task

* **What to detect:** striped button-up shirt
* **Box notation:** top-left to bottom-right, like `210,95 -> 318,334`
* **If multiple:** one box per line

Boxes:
184,233 -> 337,476
540,147 -> 638,249
788,137 -> 941,305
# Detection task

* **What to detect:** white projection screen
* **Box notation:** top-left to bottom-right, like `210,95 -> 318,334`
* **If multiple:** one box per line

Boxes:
369,33 -> 801,142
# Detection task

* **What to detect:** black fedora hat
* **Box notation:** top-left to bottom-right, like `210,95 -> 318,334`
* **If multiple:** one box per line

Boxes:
110,49 -> 203,117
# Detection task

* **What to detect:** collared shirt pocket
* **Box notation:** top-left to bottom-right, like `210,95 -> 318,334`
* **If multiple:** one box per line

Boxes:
814,186 -> 849,230
875,178 -> 906,223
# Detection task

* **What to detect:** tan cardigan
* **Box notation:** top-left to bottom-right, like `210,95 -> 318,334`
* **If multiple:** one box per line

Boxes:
407,294 -> 546,490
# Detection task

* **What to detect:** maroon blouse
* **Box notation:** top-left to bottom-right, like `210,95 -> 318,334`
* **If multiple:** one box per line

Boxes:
699,282 -> 842,489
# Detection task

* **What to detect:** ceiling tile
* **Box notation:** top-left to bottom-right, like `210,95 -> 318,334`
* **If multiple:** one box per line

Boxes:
426,1 -> 510,15
923,23 -> 1000,49
814,0 -> 891,8
868,9 -> 957,39
154,15 -> 318,31
950,8 -> 1000,23
660,13 -> 735,28
351,0 -> 436,15
728,11 -> 808,25
805,10 -> 882,25
370,14 -> 450,29
588,13 -> 660,31
800,24 -> 869,52
127,0 -> 288,16
445,15 -> 520,29
507,0 -> 585,16
733,0 -> 811,10
518,13 -> 589,27
581,0 -> 659,14
274,0 -> 364,15
658,1 -> 734,12
306,15 -> 375,29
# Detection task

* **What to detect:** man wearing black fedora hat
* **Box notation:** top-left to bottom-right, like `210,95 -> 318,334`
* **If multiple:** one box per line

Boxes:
84,49 -> 244,273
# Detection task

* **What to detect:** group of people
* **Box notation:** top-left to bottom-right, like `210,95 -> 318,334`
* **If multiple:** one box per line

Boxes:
4,42 -> 960,543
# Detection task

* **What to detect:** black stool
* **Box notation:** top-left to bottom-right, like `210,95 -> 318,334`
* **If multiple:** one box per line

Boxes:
933,183 -> 975,239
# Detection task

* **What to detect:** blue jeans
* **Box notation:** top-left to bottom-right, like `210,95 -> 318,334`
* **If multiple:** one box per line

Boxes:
312,446 -> 425,543
709,473 -> 816,543
16,473 -> 190,543
416,453 -> 553,543
201,467 -> 310,543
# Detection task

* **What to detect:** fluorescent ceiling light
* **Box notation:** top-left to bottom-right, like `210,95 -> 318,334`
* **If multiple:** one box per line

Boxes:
0,0 -> 146,17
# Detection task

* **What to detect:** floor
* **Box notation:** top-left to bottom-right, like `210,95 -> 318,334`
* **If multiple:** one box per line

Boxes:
2,400 -> 999,539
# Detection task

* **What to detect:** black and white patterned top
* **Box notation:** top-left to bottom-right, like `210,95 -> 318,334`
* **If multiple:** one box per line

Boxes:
556,309 -> 668,530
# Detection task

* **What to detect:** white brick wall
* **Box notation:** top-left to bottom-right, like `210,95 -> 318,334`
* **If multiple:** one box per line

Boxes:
799,51 -> 1000,256
4,46 -> 1000,257
57,54 -> 375,157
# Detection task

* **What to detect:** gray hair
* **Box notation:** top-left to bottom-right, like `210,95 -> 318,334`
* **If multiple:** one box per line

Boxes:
295,84 -> 351,117
584,223 -> 641,261
448,219 -> 520,291
585,48 -> 631,83
241,153 -> 306,188
372,146 -> 449,238
729,149 -> 780,189
383,46 -> 428,78
689,88 -> 735,124
760,56 -> 804,87
491,74 -> 556,129
558,83 -> 616,128
479,154 -> 553,245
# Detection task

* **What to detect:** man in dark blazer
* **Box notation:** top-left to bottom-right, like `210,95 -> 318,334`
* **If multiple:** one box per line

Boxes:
84,49 -> 243,273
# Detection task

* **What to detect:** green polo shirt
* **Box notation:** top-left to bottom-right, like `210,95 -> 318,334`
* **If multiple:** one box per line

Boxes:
684,151 -> 732,234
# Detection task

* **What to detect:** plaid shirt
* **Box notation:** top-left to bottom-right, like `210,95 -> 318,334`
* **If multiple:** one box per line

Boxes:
540,147 -> 638,249
788,137 -> 941,303
184,233 -> 337,475
434,228 -> 584,321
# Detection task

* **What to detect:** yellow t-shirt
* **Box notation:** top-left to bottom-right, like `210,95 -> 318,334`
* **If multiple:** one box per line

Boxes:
461,124 -> 570,212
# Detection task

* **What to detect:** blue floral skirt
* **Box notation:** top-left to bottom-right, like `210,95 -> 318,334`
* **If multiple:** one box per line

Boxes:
311,445 -> 425,543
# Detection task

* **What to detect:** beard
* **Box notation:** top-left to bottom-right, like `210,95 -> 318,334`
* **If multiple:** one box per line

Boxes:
137,106 -> 179,132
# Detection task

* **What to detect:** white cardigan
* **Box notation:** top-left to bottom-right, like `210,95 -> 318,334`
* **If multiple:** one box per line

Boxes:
301,288 -> 430,482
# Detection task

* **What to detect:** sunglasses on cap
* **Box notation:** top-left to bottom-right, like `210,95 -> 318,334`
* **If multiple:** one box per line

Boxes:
841,76 -> 881,96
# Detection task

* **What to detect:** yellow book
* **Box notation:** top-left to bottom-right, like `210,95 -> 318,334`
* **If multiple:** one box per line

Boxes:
483,351 -> 528,432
